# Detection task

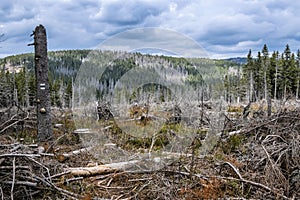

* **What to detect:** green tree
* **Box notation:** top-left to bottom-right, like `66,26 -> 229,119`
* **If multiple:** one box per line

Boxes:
282,45 -> 290,99
27,72 -> 36,106
64,79 -> 73,108
243,49 -> 255,101
15,68 -> 26,106
279,44 -> 297,99
50,79 -> 62,107
253,51 -> 263,100
0,70 -> 13,107
262,44 -> 271,100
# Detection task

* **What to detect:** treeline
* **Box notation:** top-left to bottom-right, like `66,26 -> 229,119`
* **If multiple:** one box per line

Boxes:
224,44 -> 300,103
245,44 -> 300,101
3,46 -> 295,110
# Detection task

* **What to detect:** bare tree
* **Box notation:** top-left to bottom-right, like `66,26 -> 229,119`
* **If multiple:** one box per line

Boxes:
31,25 -> 53,142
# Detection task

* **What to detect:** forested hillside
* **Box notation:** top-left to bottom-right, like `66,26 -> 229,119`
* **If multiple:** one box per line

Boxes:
1,44 -> 300,111
0,50 -> 90,108
0,49 -> 239,109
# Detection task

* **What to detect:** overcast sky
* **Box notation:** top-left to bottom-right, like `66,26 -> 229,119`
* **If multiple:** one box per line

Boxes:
1,0 -> 300,58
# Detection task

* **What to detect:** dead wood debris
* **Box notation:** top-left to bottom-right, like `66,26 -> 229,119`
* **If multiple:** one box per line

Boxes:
0,140 -> 84,199
219,109 -> 300,199
0,109 -> 300,199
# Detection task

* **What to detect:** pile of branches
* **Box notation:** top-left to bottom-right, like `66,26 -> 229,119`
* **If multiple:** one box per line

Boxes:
0,102 -> 36,135
219,108 -> 300,199
0,139 -> 87,200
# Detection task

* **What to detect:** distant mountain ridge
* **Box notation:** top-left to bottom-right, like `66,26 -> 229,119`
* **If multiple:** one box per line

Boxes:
0,50 -> 247,67
221,57 -> 247,64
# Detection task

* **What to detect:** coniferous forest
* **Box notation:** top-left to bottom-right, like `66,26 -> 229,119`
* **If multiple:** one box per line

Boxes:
1,44 -> 300,109
1,45 -> 300,199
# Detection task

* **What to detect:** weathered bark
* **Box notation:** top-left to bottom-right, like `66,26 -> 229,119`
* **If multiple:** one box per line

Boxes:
34,25 -> 52,142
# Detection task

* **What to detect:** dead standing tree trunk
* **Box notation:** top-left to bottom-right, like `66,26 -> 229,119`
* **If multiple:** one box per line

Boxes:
32,25 -> 53,142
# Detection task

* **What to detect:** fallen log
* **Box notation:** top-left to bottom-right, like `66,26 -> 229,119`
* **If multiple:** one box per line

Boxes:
68,165 -> 117,176
67,152 -> 192,176
68,160 -> 140,176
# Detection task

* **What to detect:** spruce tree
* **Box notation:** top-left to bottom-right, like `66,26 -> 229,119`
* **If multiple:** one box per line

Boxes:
243,49 -> 254,101
281,44 -> 297,99
254,51 -> 263,100
262,44 -> 270,100
65,79 -> 73,108
0,70 -> 13,107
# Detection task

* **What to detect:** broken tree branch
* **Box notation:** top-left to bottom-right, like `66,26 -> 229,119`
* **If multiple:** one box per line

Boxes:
11,157 -> 15,200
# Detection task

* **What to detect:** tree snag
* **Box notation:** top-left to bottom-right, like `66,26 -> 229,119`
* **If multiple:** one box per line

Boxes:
33,25 -> 52,142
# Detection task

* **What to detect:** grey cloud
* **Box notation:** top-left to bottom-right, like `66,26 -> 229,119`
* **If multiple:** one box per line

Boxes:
92,1 -> 167,26
98,28 -> 208,57
1,0 -> 300,58
0,1 -> 37,22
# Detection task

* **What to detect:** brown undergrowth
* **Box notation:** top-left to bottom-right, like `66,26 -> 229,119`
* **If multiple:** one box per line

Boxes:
0,105 -> 300,199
